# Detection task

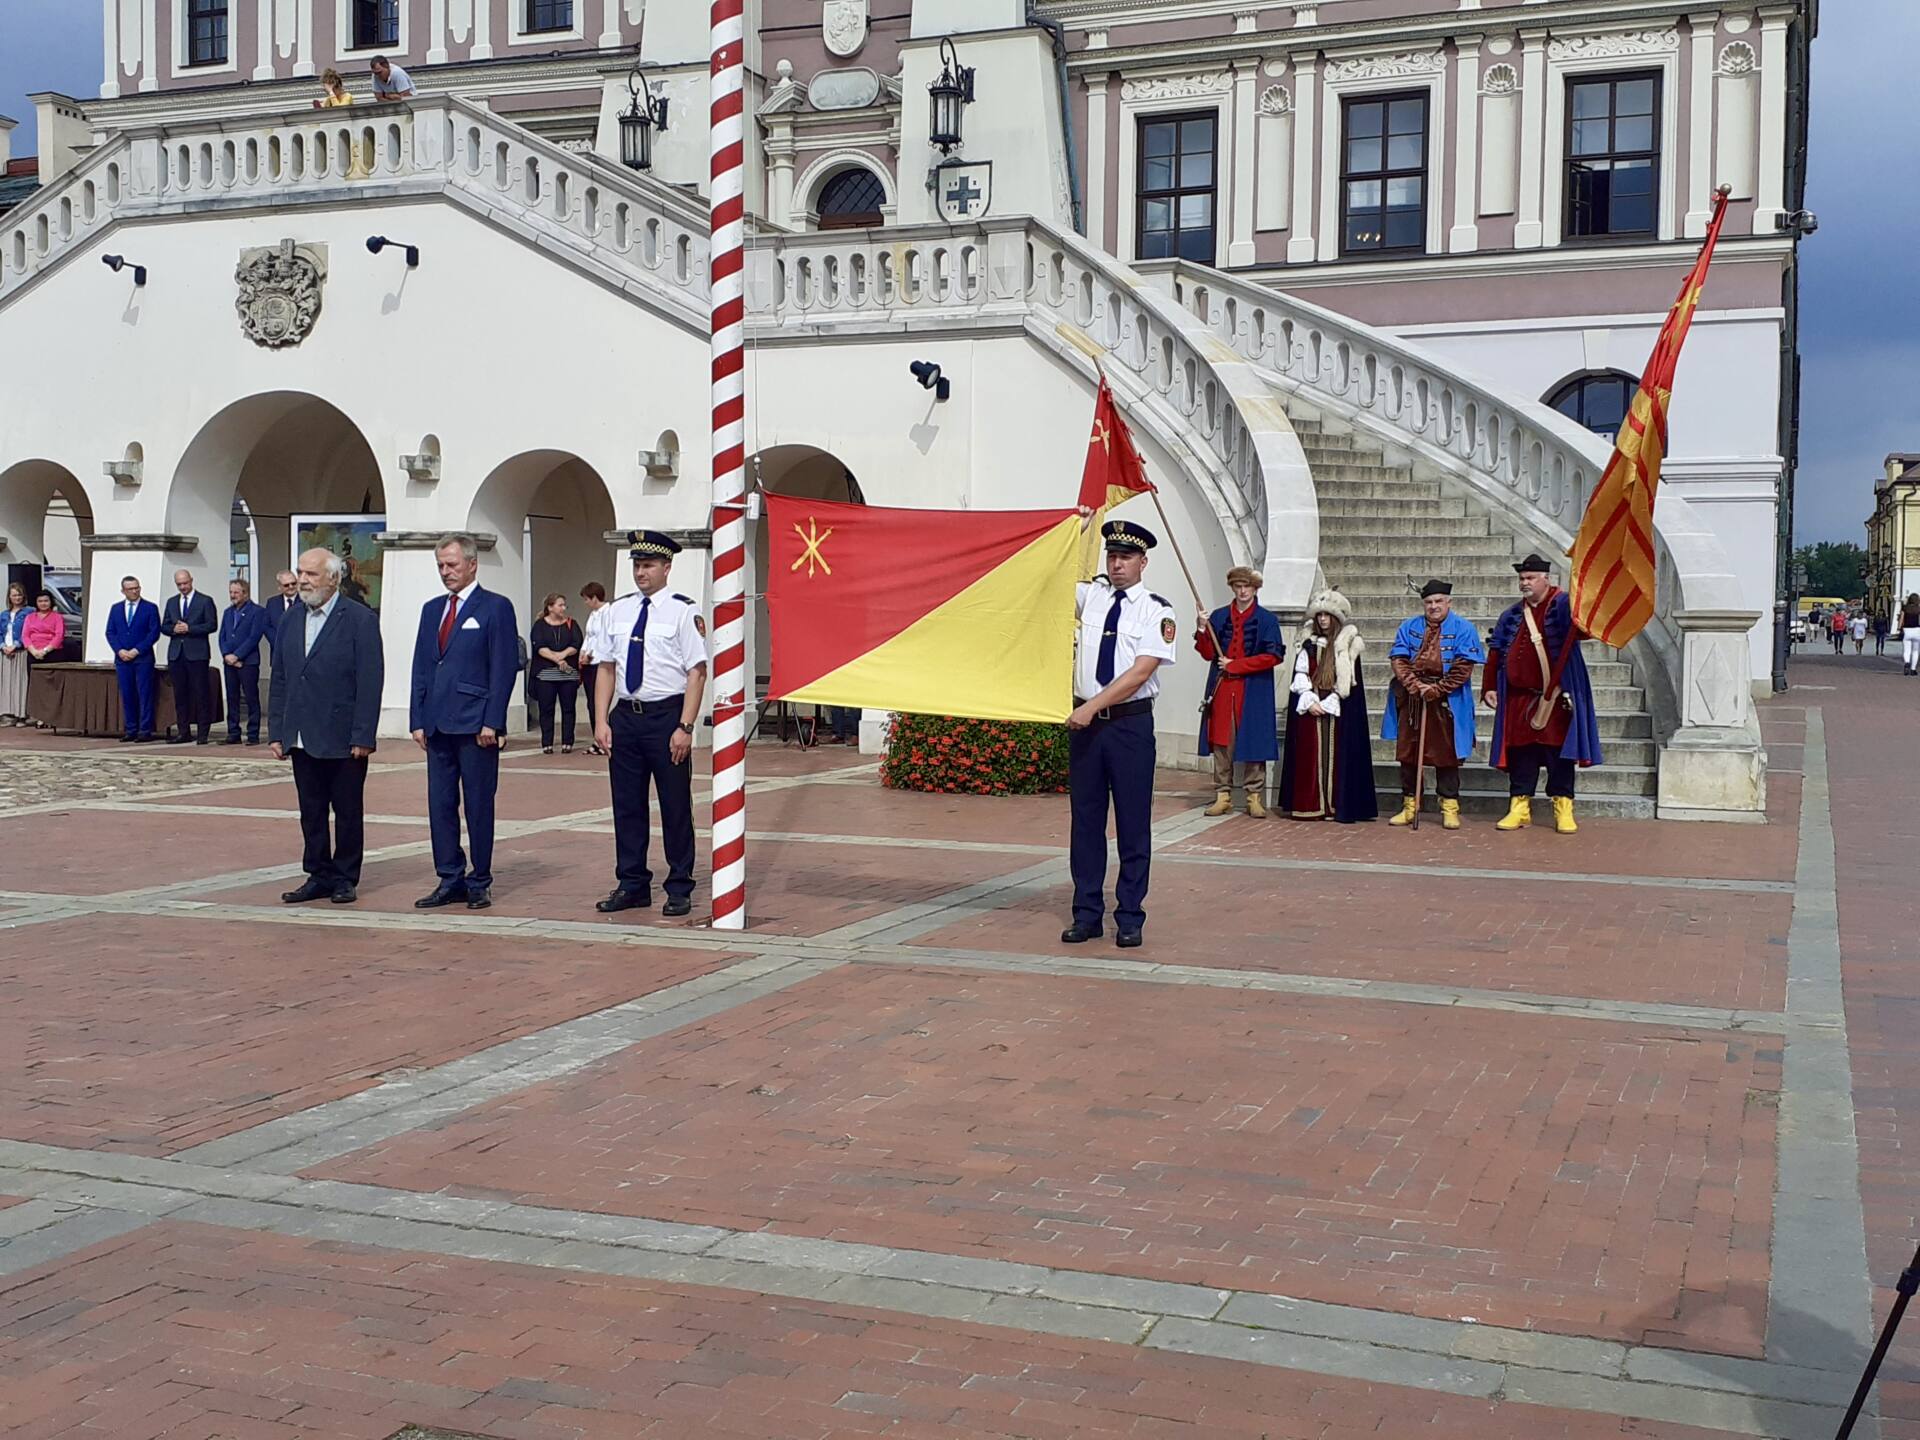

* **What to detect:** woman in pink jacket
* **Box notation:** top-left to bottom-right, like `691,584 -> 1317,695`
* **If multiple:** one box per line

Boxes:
21,590 -> 65,659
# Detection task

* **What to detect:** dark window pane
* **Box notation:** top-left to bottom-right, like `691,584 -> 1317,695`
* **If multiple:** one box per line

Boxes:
1179,193 -> 1213,227
1611,193 -> 1654,232
1387,134 -> 1422,169
1143,123 -> 1177,157
1347,136 -> 1381,172
1181,117 -> 1216,150
1385,209 -> 1424,248
1572,118 -> 1611,156
1348,102 -> 1383,138
1615,115 -> 1654,152
1386,176 -> 1422,207
1347,178 -> 1381,210
1140,230 -> 1173,259
1617,78 -> 1656,115
1142,156 -> 1174,190
1179,150 -> 1212,187
818,167 -> 886,222
1551,373 -> 1639,440
1564,73 -> 1659,238
1388,98 -> 1423,134
1134,110 -> 1218,262
1571,82 -> 1610,120
1176,226 -> 1215,261
527,0 -> 573,30
1346,215 -> 1379,250
1612,159 -> 1654,195
1142,198 -> 1172,232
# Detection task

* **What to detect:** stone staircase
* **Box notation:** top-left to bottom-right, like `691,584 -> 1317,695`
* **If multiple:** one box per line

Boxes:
1297,416 -> 1659,818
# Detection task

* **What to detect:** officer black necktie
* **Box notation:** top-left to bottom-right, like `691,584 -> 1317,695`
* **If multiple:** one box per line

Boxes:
1095,590 -> 1126,687
624,596 -> 651,698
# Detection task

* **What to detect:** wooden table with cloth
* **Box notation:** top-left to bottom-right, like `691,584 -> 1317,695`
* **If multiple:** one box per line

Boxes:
27,662 -> 223,738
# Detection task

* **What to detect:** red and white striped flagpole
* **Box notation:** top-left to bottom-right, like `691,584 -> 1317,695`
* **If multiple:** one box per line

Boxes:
707,0 -> 748,929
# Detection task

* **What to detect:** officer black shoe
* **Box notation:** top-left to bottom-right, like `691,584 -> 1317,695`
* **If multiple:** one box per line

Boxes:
118,735 -> 137,744
596,889 -> 651,913
280,879 -> 331,904
662,897 -> 693,918
331,885 -> 358,905
465,886 -> 493,910
1115,931 -> 1144,949
414,884 -> 468,909
1060,924 -> 1102,944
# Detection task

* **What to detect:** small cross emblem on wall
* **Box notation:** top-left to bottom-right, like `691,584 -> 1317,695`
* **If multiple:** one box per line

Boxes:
945,175 -> 982,215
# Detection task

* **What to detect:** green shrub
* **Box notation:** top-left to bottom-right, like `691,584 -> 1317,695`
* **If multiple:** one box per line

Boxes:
880,713 -> 1070,795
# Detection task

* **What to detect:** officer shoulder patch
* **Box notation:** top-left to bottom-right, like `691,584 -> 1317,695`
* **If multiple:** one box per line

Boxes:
1161,617 -> 1177,644
693,615 -> 707,637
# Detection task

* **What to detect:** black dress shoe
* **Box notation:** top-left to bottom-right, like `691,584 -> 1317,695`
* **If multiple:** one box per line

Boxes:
281,879 -> 330,904
118,735 -> 136,744
196,736 -> 211,746
1116,930 -> 1144,949
662,897 -> 692,918
134,734 -> 156,744
330,885 -> 358,904
465,887 -> 493,910
414,885 -> 468,909
217,735 -> 240,746
596,889 -> 652,914
1060,924 -> 1102,944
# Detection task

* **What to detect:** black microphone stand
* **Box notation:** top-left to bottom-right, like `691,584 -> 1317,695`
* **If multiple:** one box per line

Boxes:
1835,1240 -> 1920,1438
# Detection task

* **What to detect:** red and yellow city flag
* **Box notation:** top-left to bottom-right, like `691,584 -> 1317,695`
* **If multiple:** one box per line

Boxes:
765,495 -> 1083,724
1570,188 -> 1732,646
1077,374 -> 1156,514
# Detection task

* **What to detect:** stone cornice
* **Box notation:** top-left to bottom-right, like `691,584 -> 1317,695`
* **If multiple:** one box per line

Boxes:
1233,232 -> 1791,288
81,533 -> 199,552
374,531 -> 500,551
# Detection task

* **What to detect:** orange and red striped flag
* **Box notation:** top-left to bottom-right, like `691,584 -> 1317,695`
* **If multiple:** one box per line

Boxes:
1569,187 -> 1732,646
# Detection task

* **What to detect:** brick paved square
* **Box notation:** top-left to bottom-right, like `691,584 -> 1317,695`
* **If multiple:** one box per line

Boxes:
316,964 -> 1778,1350
0,1224 -> 1738,1440
0,915 -> 738,1154
909,870 -> 1791,1011
11,808 -> 343,895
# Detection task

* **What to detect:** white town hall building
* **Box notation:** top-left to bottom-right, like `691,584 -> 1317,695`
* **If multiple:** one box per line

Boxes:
0,0 -> 1816,817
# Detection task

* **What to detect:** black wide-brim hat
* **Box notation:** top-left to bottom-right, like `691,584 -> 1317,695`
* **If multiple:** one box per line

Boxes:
1102,519 -> 1157,555
627,529 -> 682,559
1514,552 -> 1554,574
1420,579 -> 1453,598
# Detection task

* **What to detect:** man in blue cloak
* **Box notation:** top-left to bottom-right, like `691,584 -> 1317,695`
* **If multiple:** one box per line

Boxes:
1195,565 -> 1283,817
1481,553 -> 1603,834
1382,579 -> 1484,831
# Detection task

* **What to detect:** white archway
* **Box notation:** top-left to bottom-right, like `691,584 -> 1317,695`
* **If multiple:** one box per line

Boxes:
468,449 -> 619,643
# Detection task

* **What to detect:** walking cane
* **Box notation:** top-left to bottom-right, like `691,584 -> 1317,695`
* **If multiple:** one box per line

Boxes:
1411,689 -> 1429,831
1833,1239 -> 1920,1438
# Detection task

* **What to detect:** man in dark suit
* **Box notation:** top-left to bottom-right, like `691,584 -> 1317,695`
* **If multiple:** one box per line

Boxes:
262,570 -> 298,631
410,533 -> 518,910
218,578 -> 269,745
104,575 -> 161,743
161,568 -> 218,744
269,547 -> 384,905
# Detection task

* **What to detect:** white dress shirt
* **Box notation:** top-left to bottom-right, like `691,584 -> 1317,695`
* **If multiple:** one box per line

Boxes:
600,590 -> 707,701
1073,578 -> 1177,702
292,591 -> 340,752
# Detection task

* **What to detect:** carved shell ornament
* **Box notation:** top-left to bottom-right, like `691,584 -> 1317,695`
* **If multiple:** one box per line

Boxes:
1258,85 -> 1292,116
1718,42 -> 1757,75
236,239 -> 325,349
1482,63 -> 1518,95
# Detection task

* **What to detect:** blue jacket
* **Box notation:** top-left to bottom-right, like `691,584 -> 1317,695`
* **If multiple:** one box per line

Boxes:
269,596 -> 384,757
1380,610 -> 1485,762
219,600 -> 269,665
1485,589 -> 1603,768
105,597 -> 161,662
161,589 -> 219,664
1195,603 -> 1284,764
410,584 -> 519,736
262,593 -> 297,633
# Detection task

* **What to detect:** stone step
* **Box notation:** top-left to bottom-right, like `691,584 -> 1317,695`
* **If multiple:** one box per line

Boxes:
1301,448 -> 1393,470
1370,758 -> 1658,798
1328,555 -> 1524,580
1318,513 -> 1495,539
1319,534 -> 1517,560
1318,497 -> 1468,518
1310,467 -> 1427,489
1367,734 -> 1658,767
1338,652 -> 1641,689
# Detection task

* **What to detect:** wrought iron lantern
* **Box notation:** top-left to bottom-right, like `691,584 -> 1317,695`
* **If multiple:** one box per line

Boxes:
619,62 -> 670,171
927,37 -> 974,155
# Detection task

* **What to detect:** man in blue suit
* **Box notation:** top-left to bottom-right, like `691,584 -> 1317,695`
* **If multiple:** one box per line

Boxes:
161,568 -> 218,744
104,575 -> 160,743
218,578 -> 269,745
270,548 -> 384,904
261,570 -> 298,631
410,533 -> 518,910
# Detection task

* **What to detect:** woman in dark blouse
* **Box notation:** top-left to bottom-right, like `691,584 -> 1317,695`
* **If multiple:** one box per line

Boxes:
529,592 -> 584,754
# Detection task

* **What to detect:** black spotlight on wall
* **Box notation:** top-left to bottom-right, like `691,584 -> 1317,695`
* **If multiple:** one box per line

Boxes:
101,254 -> 147,286
365,235 -> 420,267
909,360 -> 950,402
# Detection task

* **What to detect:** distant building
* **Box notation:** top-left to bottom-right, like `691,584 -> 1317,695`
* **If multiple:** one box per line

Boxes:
1866,455 -> 1920,622
0,118 -> 39,216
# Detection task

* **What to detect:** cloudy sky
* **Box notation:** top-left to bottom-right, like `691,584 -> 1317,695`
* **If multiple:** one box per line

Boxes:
0,2 -> 1907,545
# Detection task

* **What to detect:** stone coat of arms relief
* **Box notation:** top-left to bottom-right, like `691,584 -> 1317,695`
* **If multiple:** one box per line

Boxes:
236,239 -> 327,349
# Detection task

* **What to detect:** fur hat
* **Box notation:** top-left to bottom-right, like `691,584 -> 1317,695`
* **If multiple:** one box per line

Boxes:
1305,588 -> 1351,624
1225,565 -> 1262,589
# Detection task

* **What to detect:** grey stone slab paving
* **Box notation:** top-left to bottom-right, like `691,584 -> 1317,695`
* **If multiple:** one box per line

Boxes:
0,1206 -> 152,1276
1163,850 -> 1796,894
1147,1316 -> 1508,1397
1500,1367 -> 1842,1440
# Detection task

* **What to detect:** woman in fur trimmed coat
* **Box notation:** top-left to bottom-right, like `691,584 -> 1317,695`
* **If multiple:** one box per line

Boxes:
1277,589 -> 1378,822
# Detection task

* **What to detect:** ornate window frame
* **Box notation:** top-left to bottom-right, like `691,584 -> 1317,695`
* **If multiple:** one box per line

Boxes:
336,0 -> 410,62
177,0 -> 237,77
1542,31 -> 1681,248
1315,50 -> 1447,262
791,151 -> 898,232
1115,72 -> 1232,266
510,0 -> 583,48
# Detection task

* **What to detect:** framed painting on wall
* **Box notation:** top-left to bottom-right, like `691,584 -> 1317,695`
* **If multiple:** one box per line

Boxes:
292,514 -> 387,612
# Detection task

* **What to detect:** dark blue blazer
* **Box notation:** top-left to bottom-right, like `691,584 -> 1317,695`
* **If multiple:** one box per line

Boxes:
268,596 -> 384,757
104,597 -> 161,661
410,585 -> 518,736
219,601 -> 269,665
262,593 -> 296,632
161,589 -> 219,663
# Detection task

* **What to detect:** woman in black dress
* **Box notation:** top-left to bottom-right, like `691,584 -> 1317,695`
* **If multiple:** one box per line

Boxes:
529,592 -> 585,754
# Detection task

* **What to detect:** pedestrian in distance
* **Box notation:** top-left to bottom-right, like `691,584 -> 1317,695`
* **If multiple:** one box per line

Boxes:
1061,519 -> 1177,950
594,531 -> 708,919
1383,580 -> 1482,831
105,575 -> 160,743
529,592 -> 584,754
1194,564 -> 1282,818
269,548 -> 383,905
1902,596 -> 1920,676
0,583 -> 30,726
1851,613 -> 1868,655
409,533 -> 518,911
578,580 -> 610,755
1873,612 -> 1889,657
1831,609 -> 1848,654
160,569 -> 218,744
218,578 -> 269,745
1482,555 -> 1603,835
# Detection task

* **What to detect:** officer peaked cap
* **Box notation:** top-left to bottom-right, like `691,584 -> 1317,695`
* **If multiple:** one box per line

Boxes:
1102,520 -> 1157,554
1513,553 -> 1554,575
628,529 -> 682,559
1420,579 -> 1453,598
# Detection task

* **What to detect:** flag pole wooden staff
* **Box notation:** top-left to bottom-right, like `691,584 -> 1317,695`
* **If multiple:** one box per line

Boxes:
707,0 -> 749,929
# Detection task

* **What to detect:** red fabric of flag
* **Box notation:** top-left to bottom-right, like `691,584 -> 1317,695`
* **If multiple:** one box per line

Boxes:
1077,376 -> 1156,514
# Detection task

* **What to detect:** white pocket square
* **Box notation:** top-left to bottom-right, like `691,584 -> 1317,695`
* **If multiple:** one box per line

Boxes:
460,616 -> 481,630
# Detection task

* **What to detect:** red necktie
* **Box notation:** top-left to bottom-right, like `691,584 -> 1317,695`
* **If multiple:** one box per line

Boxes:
438,594 -> 458,653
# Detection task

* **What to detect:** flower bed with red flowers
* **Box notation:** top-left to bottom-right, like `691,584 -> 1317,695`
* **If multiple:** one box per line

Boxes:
880,714 -> 1070,795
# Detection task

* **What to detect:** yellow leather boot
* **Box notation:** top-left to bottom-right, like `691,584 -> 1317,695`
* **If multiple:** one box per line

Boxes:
1552,796 -> 1578,834
1495,796 -> 1531,830
1439,798 -> 1461,830
1204,788 -> 1233,817
1245,790 -> 1269,819
1388,796 -> 1419,826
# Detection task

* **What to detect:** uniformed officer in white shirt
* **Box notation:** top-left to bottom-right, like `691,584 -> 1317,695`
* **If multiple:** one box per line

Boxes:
592,531 -> 708,917
1064,519 -> 1177,949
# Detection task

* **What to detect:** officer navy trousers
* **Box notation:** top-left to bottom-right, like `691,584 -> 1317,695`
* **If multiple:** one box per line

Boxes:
609,699 -> 695,902
1068,709 -> 1155,932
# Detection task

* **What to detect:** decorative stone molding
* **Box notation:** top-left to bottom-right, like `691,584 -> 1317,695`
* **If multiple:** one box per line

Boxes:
1717,41 -> 1757,74
638,447 -> 679,480
809,67 -> 882,111
1547,30 -> 1679,62
1323,50 -> 1447,83
374,531 -> 499,551
822,0 -> 867,59
81,533 -> 199,552
1121,73 -> 1231,102
235,239 -> 326,349
1483,63 -> 1519,94
1258,85 -> 1291,116
601,528 -> 713,550
103,458 -> 143,487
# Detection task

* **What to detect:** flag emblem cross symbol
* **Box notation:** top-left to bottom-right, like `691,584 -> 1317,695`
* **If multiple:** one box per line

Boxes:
791,517 -> 833,578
